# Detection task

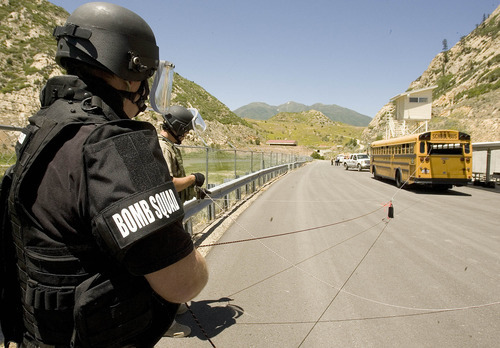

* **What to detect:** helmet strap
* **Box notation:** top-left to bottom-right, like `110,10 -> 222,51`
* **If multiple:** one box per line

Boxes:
163,122 -> 182,144
116,80 -> 150,114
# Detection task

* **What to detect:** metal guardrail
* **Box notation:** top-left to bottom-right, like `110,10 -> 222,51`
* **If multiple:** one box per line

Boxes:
181,161 -> 306,237
0,125 -> 24,131
184,162 -> 300,217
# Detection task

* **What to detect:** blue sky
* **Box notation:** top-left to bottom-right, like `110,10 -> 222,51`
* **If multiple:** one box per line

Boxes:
49,0 -> 500,117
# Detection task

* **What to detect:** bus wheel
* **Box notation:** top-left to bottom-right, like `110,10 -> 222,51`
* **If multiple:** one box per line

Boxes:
395,170 -> 403,188
373,167 -> 379,179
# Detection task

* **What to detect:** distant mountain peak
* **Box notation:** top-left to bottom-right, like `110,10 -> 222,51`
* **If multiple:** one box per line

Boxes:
233,101 -> 371,127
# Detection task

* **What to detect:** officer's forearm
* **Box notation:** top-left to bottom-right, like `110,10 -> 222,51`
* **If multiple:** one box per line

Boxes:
144,249 -> 208,303
172,175 -> 196,193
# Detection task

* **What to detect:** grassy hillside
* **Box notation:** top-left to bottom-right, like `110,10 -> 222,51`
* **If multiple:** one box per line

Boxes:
0,0 -> 65,94
246,110 -> 364,150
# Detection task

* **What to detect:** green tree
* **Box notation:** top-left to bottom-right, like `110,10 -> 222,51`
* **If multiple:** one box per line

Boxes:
442,39 -> 448,51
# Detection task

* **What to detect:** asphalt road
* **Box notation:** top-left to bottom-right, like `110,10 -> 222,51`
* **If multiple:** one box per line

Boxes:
157,160 -> 500,348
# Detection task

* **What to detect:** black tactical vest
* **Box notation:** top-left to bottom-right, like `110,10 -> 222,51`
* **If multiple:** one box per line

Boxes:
6,76 -> 178,348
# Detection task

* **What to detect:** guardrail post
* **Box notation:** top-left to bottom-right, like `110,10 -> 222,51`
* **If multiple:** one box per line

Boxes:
183,219 -> 193,236
207,183 -> 216,221
236,176 -> 241,201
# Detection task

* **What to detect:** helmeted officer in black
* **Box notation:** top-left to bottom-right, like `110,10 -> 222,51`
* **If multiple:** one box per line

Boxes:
4,2 -> 208,347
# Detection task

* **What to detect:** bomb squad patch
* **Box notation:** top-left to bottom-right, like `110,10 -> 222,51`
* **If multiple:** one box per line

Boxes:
93,181 -> 184,257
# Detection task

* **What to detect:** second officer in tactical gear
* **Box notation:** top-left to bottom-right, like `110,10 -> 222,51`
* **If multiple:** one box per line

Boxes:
159,105 -> 209,203
2,2 -> 208,347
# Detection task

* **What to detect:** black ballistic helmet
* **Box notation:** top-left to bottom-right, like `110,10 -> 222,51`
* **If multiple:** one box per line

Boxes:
163,106 -> 195,138
53,2 -> 159,81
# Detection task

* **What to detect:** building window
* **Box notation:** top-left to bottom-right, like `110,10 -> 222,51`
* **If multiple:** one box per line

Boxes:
409,97 -> 428,103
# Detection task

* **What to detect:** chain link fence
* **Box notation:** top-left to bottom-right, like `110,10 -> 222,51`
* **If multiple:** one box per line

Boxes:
0,124 -> 310,236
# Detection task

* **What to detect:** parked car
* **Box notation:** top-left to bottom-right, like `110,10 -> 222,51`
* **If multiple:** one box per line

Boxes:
344,153 -> 370,171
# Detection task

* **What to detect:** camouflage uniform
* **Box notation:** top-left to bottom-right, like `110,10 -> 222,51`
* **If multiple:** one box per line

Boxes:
159,135 -> 195,203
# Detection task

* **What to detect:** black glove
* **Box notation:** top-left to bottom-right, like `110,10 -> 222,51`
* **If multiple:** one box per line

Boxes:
195,187 -> 211,200
192,172 -> 205,187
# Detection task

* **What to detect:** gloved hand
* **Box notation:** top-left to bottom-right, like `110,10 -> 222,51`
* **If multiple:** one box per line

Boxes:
192,172 -> 205,187
195,187 -> 211,200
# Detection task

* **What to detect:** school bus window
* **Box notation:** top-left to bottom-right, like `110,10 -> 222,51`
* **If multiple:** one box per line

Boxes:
420,142 -> 425,154
464,143 -> 470,154
429,143 -> 462,155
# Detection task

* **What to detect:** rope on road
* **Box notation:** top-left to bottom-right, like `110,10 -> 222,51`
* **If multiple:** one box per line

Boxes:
298,220 -> 391,347
186,302 -> 216,347
197,204 -> 386,248
189,163 -> 499,347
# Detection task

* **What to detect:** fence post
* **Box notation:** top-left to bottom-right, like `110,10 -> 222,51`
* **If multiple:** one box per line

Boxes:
234,149 -> 237,179
205,147 -> 209,187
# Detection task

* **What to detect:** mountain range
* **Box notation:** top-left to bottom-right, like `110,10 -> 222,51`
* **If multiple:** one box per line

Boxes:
234,101 -> 371,127
0,1 -> 499,154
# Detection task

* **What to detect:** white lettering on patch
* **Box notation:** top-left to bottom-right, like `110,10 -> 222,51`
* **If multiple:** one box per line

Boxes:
111,189 -> 180,238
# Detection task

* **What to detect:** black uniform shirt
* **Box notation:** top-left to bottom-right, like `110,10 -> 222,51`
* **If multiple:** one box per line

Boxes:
27,121 -> 193,276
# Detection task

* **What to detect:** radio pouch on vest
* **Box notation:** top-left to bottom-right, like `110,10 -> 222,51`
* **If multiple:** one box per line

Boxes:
72,273 -> 153,348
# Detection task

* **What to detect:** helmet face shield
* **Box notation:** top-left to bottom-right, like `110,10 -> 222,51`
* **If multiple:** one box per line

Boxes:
150,60 -> 175,115
188,108 -> 206,133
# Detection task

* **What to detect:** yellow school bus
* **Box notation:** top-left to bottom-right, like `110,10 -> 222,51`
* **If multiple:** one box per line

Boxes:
369,130 -> 472,189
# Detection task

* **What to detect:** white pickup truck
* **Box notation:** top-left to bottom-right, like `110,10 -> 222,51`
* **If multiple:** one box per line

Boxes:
344,153 -> 370,171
